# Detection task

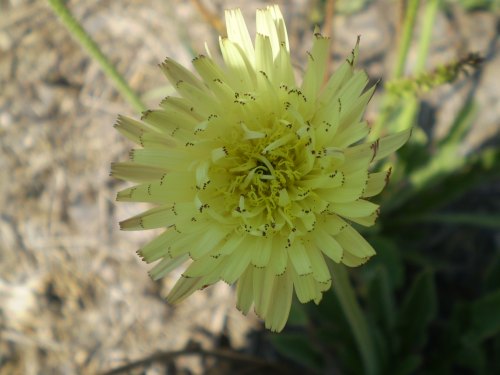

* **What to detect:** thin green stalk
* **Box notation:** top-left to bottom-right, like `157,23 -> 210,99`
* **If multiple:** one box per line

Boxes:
415,0 -> 441,74
331,263 -> 377,375
47,0 -> 146,113
394,0 -> 442,133
393,0 -> 420,79
372,0 -> 441,138
370,0 -> 420,140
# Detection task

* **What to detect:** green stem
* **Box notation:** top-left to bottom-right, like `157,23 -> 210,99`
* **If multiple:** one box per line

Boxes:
394,0 -> 420,79
47,0 -> 146,113
331,263 -> 377,375
370,0 -> 420,140
415,0 -> 441,74
394,0 -> 442,133
372,0 -> 441,138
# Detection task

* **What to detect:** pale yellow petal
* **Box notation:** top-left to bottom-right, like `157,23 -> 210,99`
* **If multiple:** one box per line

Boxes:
225,8 -> 255,61
363,169 -> 392,198
307,247 -> 331,283
167,275 -> 208,304
160,57 -> 206,91
253,266 -> 275,318
182,256 -> 221,277
265,270 -> 293,332
288,241 -> 313,275
373,128 -> 412,161
314,227 -> 343,263
301,30 -> 329,101
150,254 -> 189,280
119,205 -> 176,231
219,245 -> 252,284
336,225 -> 376,258
330,199 -> 379,218
251,237 -> 272,267
292,271 -> 321,304
236,266 -> 254,314
111,162 -> 167,183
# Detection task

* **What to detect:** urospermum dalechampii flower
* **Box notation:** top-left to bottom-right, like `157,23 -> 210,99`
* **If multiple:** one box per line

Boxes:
112,5 -> 410,332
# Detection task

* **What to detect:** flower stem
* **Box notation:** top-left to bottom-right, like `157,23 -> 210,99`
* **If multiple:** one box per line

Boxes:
47,0 -> 146,113
393,0 -> 420,79
415,0 -> 442,74
331,263 -> 377,375
370,0 -> 420,140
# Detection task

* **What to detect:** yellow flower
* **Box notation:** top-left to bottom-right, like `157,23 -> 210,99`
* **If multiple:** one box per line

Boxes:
112,5 -> 410,332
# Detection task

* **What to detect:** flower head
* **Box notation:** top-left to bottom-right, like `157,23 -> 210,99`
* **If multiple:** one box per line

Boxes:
112,5 -> 410,332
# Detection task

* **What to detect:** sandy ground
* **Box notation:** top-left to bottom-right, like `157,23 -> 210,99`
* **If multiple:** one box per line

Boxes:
0,0 -> 498,374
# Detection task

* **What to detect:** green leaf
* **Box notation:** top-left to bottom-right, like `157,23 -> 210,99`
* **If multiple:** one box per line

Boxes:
365,237 -> 405,289
462,289 -> 500,345
391,354 -> 422,375
287,299 -> 309,327
404,213 -> 500,230
397,270 -> 437,354
439,99 -> 478,148
269,332 -> 324,371
455,343 -> 486,375
484,252 -> 500,292
385,147 -> 500,215
367,265 -> 396,332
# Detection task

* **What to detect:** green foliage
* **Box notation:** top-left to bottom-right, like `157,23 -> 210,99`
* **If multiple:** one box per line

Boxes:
269,332 -> 325,371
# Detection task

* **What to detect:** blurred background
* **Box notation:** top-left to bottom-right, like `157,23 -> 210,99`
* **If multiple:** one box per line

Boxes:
0,0 -> 499,374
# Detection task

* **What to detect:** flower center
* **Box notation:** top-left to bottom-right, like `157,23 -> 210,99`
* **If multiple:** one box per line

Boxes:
208,119 -> 314,236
